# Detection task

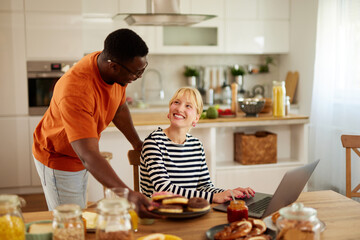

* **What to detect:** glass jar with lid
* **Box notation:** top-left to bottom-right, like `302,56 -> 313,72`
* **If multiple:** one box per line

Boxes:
276,202 -> 321,240
53,204 -> 85,240
96,198 -> 134,240
272,81 -> 286,117
227,200 -> 248,223
0,194 -> 26,240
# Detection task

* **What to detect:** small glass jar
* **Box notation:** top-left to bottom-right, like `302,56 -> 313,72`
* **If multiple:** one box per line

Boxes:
285,96 -> 291,116
96,198 -> 134,240
0,194 -> 26,240
53,204 -> 85,240
276,203 -> 321,240
227,200 -> 248,223
272,81 -> 286,117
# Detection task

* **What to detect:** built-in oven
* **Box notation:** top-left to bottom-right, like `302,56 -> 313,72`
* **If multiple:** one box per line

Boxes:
27,61 -> 77,115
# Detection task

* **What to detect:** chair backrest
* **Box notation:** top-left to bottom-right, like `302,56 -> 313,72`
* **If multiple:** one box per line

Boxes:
341,135 -> 360,198
127,150 -> 141,192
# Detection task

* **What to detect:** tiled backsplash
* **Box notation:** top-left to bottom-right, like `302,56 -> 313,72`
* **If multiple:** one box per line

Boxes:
126,54 -> 280,105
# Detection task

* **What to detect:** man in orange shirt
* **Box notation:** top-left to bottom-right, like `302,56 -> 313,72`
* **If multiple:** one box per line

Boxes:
33,29 -> 156,218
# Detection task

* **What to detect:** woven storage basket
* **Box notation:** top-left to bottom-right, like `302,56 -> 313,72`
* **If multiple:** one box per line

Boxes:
234,131 -> 277,165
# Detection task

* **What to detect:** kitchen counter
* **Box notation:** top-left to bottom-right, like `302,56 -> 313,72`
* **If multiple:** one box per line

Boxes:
106,112 -> 309,131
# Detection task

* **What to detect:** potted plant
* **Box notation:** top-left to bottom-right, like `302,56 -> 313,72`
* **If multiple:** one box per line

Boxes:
184,66 -> 199,88
230,65 -> 246,77
259,56 -> 275,73
230,65 -> 246,91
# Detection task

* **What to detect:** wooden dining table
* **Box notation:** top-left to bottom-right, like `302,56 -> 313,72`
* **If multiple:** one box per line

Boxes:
23,190 -> 360,239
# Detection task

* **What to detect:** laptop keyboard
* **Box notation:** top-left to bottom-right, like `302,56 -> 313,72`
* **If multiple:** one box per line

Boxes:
248,196 -> 272,214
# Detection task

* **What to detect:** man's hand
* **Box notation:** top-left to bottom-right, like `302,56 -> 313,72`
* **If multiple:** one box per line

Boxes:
128,190 -> 162,219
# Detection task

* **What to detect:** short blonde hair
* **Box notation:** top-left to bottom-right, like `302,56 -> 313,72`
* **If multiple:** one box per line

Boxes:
169,87 -> 203,115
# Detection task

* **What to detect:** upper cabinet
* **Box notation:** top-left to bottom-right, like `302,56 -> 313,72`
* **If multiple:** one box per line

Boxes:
24,0 -> 83,60
0,1 -> 28,116
224,0 -> 289,54
154,0 -> 225,54
81,0 -> 289,55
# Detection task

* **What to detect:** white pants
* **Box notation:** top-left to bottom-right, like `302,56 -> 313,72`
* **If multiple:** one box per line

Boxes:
33,157 -> 89,211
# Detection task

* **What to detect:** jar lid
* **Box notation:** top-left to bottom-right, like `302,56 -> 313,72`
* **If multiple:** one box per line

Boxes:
97,198 -> 130,214
273,80 -> 285,85
0,194 -> 26,209
279,202 -> 317,221
53,204 -> 82,218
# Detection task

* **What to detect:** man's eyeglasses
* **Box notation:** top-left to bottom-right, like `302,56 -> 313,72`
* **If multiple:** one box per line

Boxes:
107,59 -> 148,78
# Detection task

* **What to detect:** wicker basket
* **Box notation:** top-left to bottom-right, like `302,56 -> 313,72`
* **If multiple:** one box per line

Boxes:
234,131 -> 277,165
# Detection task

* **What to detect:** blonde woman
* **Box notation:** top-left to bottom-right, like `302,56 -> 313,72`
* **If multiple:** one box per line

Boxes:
140,87 -> 255,203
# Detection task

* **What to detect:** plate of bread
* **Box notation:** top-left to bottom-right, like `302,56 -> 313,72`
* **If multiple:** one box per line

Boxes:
263,211 -> 326,233
26,220 -> 53,240
206,218 -> 275,240
151,192 -> 211,219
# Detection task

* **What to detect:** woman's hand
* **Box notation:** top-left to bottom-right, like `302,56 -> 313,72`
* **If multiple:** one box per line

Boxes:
212,187 -> 255,203
233,187 -> 255,198
128,190 -> 162,219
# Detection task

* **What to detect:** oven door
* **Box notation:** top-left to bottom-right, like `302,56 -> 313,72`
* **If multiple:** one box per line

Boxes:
28,72 -> 64,115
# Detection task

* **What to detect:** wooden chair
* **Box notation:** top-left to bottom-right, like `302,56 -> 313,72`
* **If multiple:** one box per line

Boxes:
341,135 -> 360,198
127,150 -> 141,192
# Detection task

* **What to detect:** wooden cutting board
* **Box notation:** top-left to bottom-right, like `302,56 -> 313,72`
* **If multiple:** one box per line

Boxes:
285,71 -> 299,103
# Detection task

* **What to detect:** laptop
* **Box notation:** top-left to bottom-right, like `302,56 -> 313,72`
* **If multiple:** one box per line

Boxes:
213,160 -> 320,219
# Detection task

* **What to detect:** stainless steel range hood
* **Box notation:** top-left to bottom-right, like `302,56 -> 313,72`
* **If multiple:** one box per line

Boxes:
114,0 -> 216,26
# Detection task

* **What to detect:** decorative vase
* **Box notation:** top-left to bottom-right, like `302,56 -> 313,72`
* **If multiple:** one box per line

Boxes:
187,76 -> 197,88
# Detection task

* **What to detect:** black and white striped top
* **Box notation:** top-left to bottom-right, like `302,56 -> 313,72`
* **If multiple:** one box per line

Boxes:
140,127 -> 224,203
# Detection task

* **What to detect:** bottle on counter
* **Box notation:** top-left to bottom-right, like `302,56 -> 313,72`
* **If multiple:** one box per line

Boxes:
227,200 -> 248,223
53,204 -> 85,240
231,82 -> 238,116
276,202 -> 321,240
272,81 -> 286,117
0,194 -> 26,240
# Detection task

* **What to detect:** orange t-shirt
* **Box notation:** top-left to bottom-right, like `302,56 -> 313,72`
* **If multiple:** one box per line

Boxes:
33,52 -> 126,171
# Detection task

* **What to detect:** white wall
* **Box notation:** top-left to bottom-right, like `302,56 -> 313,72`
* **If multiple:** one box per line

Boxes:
126,54 -> 281,106
279,0 -> 318,116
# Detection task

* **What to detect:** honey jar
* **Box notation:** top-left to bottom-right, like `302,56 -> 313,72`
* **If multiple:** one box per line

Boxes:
227,200 -> 248,223
0,194 -> 26,240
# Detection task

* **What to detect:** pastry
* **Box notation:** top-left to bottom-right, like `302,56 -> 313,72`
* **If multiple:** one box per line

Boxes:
187,197 -> 210,212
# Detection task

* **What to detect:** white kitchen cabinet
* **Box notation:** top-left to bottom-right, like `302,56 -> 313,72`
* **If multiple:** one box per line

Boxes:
258,0 -> 290,20
211,122 -> 308,194
82,0 -> 117,17
25,12 -> 83,60
25,0 -> 83,60
224,0 -> 290,54
28,116 -> 43,186
225,0 -> 257,20
24,0 -> 81,13
225,20 -> 289,54
0,0 -> 23,11
0,117 -> 31,188
0,11 -> 28,116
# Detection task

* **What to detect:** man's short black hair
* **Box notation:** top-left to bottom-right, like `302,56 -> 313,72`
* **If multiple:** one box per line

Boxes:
103,28 -> 148,62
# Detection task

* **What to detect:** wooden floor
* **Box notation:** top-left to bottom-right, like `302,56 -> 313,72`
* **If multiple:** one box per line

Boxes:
19,193 -> 48,212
